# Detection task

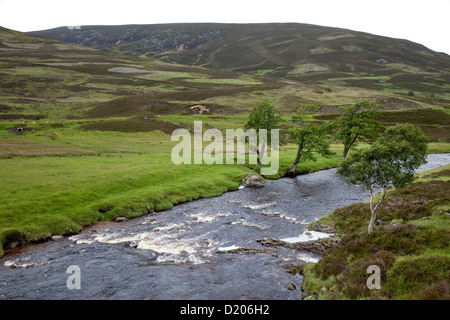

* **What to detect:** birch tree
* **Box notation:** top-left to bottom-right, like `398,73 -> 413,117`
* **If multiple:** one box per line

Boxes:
288,104 -> 334,175
337,124 -> 428,233
335,100 -> 383,159
245,100 -> 282,170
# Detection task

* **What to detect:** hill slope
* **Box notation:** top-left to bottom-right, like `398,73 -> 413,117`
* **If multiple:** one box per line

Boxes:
0,26 -> 279,120
30,23 -> 450,96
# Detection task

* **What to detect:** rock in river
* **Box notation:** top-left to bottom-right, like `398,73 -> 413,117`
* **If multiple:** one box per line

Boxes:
241,173 -> 266,188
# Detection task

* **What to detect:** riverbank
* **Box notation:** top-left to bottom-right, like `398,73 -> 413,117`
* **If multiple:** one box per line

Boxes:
302,163 -> 450,300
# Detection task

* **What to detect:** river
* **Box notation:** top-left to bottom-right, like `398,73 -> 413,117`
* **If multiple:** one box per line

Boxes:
0,154 -> 449,300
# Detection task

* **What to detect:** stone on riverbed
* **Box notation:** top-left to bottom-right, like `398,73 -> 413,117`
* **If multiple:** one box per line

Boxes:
286,282 -> 297,291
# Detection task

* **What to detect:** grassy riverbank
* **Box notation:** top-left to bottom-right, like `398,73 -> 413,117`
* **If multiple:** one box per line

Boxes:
302,163 -> 450,300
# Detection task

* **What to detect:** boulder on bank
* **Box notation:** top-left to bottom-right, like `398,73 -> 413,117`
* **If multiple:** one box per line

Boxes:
241,173 -> 266,188
308,223 -> 336,233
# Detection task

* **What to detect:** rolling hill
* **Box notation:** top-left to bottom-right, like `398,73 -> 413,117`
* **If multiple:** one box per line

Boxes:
30,23 -> 450,96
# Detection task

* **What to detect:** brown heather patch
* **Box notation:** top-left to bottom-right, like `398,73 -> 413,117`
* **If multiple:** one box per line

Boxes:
334,250 -> 396,299
0,104 -> 12,112
0,113 -> 46,120
315,108 -> 450,142
409,280 -> 450,300
313,223 -> 449,280
422,169 -> 450,180
331,180 -> 450,234
378,180 -> 450,222
78,117 -> 181,134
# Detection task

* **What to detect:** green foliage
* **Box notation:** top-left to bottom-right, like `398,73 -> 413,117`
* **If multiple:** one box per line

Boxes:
287,104 -> 334,174
339,124 -> 429,190
334,99 -> 384,159
244,99 -> 282,142
338,123 -> 429,233
244,100 -> 282,169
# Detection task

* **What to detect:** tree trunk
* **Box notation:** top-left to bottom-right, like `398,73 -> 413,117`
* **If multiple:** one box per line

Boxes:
343,134 -> 358,159
368,208 -> 376,234
368,187 -> 387,233
342,146 -> 349,159
255,142 -> 265,170
289,145 -> 303,175
255,149 -> 261,170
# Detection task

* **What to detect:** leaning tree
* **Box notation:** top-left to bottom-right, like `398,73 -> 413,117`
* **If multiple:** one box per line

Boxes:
334,100 -> 384,159
288,104 -> 334,175
337,124 -> 429,233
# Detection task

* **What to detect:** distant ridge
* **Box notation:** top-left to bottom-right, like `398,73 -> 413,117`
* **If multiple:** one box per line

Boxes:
29,23 -> 450,94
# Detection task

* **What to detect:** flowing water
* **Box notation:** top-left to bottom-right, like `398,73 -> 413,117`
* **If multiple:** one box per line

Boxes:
0,154 -> 449,300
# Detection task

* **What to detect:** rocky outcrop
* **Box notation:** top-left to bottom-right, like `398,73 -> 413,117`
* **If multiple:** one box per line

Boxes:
256,236 -> 340,254
216,246 -> 267,254
307,223 -> 336,233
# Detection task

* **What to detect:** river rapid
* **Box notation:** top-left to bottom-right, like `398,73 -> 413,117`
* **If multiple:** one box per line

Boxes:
0,154 -> 449,300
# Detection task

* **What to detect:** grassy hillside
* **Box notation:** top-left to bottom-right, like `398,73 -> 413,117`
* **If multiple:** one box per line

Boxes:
30,23 -> 450,97
303,164 -> 450,300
